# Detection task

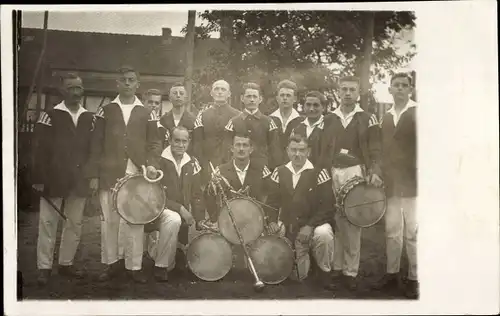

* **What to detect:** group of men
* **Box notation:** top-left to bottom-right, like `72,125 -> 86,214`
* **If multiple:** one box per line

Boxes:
31,65 -> 418,298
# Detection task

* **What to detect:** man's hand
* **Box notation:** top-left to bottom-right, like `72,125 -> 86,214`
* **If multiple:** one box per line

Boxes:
146,165 -> 158,180
368,173 -> 383,188
179,206 -> 195,226
267,221 -> 281,235
297,225 -> 313,243
32,184 -> 44,192
89,178 -> 99,191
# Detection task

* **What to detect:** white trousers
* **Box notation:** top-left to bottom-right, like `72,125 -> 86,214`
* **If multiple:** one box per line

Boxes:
385,196 -> 417,280
99,189 -> 144,270
333,212 -> 362,277
37,194 -> 86,269
292,223 -> 335,280
138,210 -> 182,271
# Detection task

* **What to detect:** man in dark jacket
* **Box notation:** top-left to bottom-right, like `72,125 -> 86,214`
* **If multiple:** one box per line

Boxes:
224,82 -> 282,170
374,72 -> 418,298
85,65 -> 161,283
32,73 -> 94,285
266,133 -> 336,290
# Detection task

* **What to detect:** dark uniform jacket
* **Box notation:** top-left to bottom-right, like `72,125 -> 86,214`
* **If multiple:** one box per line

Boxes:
291,116 -> 326,167
83,96 -> 162,190
192,102 -> 241,183
157,109 -> 196,153
158,146 -> 204,244
32,102 -> 94,197
266,160 -> 335,241
205,160 -> 271,222
380,102 -> 417,198
224,109 -> 283,169
319,106 -> 382,177
269,108 -> 304,166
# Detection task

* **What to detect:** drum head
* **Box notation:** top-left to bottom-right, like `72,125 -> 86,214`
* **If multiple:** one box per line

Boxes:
248,236 -> 294,285
218,198 -> 265,245
343,182 -> 386,228
114,175 -> 165,225
186,233 -> 233,281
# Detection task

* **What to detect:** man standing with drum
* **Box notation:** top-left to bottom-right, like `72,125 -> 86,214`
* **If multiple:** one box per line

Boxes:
85,65 -> 161,283
32,73 -> 94,285
224,82 -> 282,170
266,134 -> 336,290
374,73 -> 418,298
192,80 -> 241,185
144,126 -> 204,282
319,76 -> 383,291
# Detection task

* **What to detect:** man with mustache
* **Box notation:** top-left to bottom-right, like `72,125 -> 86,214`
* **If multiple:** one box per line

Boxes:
157,83 -> 196,153
85,65 -> 162,283
32,73 -> 94,285
290,91 -> 327,166
319,75 -> 383,291
224,82 -> 282,170
192,80 -> 241,185
266,133 -> 336,290
269,80 -> 303,165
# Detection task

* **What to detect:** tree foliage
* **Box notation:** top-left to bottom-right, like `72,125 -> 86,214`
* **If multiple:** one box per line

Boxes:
184,10 -> 416,111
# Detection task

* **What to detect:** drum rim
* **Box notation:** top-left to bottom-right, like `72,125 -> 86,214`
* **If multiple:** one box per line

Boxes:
217,197 -> 265,245
111,173 -> 166,225
342,182 -> 387,228
186,232 -> 233,282
249,235 -> 295,285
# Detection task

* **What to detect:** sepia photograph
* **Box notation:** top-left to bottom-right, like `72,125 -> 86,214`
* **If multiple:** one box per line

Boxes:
3,3 -> 499,316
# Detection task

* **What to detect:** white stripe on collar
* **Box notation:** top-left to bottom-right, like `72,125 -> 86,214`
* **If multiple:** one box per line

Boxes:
112,95 -> 144,107
53,101 -> 87,125
161,146 -> 191,175
285,159 -> 314,175
270,108 -> 301,132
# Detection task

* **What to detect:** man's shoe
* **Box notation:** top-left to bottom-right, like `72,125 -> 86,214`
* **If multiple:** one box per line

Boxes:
317,270 -> 337,291
37,269 -> 51,286
405,279 -> 419,299
58,265 -> 85,279
343,275 -> 357,291
128,270 -> 148,284
372,273 -> 401,291
97,261 -> 123,282
153,267 -> 169,282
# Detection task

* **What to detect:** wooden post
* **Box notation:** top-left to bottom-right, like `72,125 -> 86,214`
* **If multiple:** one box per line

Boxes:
185,10 -> 196,113
359,12 -> 375,111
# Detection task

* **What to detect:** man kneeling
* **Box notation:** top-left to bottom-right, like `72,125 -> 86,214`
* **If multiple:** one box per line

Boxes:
266,133 -> 337,290
145,126 -> 204,282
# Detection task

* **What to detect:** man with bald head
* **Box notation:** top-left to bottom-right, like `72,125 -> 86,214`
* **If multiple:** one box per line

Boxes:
192,79 -> 241,184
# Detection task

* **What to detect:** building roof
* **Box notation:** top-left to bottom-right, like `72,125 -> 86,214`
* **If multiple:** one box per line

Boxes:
18,28 -> 226,93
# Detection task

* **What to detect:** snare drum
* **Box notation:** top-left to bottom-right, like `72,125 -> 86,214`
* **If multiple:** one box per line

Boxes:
337,176 -> 386,228
186,232 -> 233,281
218,197 -> 265,245
111,173 -> 166,225
248,235 -> 294,284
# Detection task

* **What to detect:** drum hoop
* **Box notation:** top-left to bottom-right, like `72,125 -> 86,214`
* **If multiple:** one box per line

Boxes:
341,181 -> 387,228
186,232 -> 232,282
111,173 -> 166,225
336,176 -> 365,209
249,235 -> 294,285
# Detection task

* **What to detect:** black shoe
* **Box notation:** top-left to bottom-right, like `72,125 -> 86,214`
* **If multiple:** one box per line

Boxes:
97,261 -> 123,282
37,269 -> 51,286
342,275 -> 357,291
405,279 -> 419,299
317,270 -> 337,291
373,273 -> 401,291
58,265 -> 85,279
128,270 -> 148,284
153,267 -> 169,282
331,270 -> 343,279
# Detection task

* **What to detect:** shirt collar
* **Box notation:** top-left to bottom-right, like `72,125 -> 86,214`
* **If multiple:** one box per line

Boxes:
233,160 -> 250,173
302,115 -> 324,128
161,146 -> 191,169
112,95 -> 144,107
53,101 -> 87,116
270,108 -> 300,124
387,100 -> 417,117
333,104 -> 364,120
242,108 -> 262,118
285,159 -> 314,176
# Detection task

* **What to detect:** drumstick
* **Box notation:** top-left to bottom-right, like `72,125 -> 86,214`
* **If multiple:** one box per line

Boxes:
230,190 -> 279,212
209,162 -> 265,292
34,190 -> 68,221
344,199 -> 386,208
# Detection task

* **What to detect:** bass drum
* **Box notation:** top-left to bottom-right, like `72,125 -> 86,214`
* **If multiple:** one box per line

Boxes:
248,235 -> 295,285
218,197 -> 265,245
186,232 -> 233,282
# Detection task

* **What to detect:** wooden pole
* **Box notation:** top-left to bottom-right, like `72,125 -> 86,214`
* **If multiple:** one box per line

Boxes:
359,12 -> 375,111
184,10 -> 196,113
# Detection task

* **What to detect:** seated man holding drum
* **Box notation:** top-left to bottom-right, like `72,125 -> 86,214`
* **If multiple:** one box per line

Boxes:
266,133 -> 336,290
144,126 -> 205,282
